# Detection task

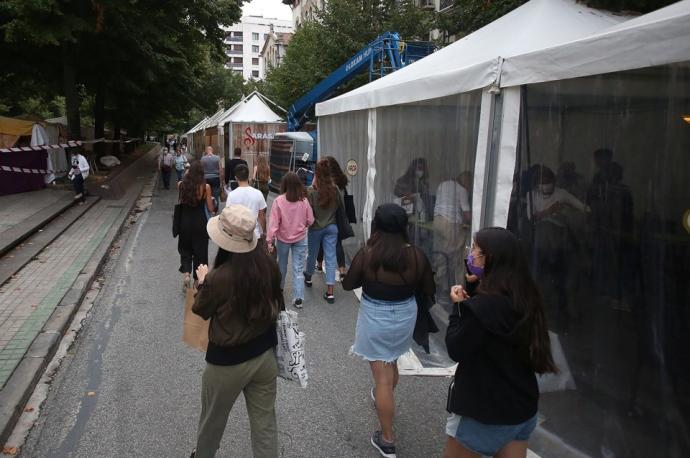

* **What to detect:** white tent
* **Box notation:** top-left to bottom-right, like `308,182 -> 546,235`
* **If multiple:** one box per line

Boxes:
316,0 -> 625,116
316,0 -> 631,236
315,2 -> 690,456
217,92 -> 283,126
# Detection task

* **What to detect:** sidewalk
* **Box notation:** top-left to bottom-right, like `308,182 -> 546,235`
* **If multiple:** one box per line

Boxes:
0,189 -> 75,257
0,144 -> 160,445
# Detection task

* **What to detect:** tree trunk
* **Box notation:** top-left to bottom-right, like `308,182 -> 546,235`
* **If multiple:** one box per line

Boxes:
62,44 -> 81,139
94,79 -> 105,157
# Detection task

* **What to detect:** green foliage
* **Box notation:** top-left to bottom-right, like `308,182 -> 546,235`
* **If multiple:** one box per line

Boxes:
263,0 -> 435,114
0,0 -> 246,136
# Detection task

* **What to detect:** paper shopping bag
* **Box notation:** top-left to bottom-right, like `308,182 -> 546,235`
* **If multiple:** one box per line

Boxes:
182,286 -> 209,352
275,310 -> 308,388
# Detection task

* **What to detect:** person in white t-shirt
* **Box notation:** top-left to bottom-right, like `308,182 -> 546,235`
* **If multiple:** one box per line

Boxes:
226,163 -> 267,241
433,171 -> 473,302
68,149 -> 90,204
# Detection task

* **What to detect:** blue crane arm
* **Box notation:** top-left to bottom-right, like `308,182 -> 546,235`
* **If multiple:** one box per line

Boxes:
287,32 -> 402,131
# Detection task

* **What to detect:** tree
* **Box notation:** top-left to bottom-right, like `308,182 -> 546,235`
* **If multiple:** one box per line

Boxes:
0,0 -> 246,144
263,0 -> 435,116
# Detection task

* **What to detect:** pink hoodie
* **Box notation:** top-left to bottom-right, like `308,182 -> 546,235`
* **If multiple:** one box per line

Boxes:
267,194 -> 315,245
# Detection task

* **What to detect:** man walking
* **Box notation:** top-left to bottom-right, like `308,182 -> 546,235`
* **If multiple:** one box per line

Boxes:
201,146 -> 221,203
159,147 -> 174,190
226,164 -> 267,244
225,147 -> 247,192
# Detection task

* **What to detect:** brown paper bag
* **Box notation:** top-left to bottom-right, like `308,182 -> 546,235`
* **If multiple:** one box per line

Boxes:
182,286 -> 209,352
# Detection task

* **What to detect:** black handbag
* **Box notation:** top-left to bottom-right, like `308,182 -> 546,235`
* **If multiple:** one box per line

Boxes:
344,188 -> 356,224
172,190 -> 182,238
336,194 -> 354,241
172,203 -> 182,238
446,378 -> 456,413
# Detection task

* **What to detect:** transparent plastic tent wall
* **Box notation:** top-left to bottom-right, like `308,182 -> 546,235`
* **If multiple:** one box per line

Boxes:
317,62 -> 690,457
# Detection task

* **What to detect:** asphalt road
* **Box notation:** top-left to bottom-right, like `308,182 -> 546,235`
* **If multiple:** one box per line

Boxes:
20,184 -> 453,458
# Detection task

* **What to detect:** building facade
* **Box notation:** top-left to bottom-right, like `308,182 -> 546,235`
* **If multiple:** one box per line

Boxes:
282,0 -> 326,28
259,29 -> 293,75
224,15 -> 293,80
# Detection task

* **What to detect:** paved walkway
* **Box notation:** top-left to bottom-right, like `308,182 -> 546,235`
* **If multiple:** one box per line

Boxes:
0,200 -> 127,389
0,189 -> 72,237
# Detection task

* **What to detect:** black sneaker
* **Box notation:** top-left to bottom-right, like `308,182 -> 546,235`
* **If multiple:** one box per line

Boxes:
370,431 -> 396,458
189,449 -> 196,458
323,292 -> 335,304
304,273 -> 313,287
293,298 -> 303,309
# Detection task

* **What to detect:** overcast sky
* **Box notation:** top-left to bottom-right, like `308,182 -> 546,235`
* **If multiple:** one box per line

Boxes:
242,0 -> 292,21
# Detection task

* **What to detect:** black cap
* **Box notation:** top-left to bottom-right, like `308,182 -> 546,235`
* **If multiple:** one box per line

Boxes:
373,204 -> 408,234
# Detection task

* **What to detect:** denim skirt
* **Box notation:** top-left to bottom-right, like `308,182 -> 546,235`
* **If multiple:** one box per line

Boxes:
351,294 -> 417,363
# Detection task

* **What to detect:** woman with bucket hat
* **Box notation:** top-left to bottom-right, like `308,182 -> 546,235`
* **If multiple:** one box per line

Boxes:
190,204 -> 283,458
342,203 -> 436,458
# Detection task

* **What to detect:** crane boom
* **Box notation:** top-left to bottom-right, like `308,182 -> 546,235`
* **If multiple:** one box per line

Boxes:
287,32 -> 405,132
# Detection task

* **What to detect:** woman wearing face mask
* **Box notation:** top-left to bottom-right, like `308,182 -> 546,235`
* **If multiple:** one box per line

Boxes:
528,165 -> 589,331
528,166 -> 588,222
444,227 -> 557,458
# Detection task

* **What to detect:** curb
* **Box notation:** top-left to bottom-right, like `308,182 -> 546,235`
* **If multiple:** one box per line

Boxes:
0,197 -> 75,259
0,197 -> 100,288
0,146 -> 159,446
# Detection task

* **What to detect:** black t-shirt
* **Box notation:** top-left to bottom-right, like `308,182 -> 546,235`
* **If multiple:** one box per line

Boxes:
342,245 -> 435,301
225,158 -> 247,184
446,294 -> 538,425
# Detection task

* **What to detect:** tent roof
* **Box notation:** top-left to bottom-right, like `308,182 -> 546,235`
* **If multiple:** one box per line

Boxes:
220,93 -> 283,124
0,116 -> 35,136
316,0 -> 626,116
215,98 -> 247,126
501,0 -> 690,87
202,108 -> 227,131
275,132 -> 313,143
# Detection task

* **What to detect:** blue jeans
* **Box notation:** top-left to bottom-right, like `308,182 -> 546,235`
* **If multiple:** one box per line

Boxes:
276,238 -> 307,301
175,168 -> 184,182
306,224 -> 338,285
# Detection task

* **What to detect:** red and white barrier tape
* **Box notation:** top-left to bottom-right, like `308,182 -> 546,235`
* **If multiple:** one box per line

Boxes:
0,165 -> 70,175
0,138 -> 138,153
0,140 -> 82,154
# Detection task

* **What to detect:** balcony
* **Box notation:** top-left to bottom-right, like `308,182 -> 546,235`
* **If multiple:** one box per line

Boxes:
225,36 -> 243,43
227,62 -> 243,68
226,49 -> 243,55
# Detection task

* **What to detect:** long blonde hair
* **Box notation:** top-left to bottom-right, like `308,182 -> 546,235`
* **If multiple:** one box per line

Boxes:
255,154 -> 270,181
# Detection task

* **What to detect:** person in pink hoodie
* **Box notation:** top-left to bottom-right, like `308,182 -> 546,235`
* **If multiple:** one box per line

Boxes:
267,172 -> 315,309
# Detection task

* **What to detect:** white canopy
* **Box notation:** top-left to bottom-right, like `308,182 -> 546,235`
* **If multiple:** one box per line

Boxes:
219,93 -> 283,125
316,0 -> 625,116
501,0 -> 690,87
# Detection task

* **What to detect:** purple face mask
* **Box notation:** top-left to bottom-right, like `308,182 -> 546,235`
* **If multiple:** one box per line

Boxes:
466,254 -> 484,278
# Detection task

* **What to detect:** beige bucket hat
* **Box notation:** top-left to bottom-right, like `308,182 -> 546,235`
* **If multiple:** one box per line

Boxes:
207,204 -> 258,253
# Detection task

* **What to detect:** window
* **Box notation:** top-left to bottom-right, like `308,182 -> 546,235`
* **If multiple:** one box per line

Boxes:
264,34 -> 269,41
252,45 -> 260,53
233,57 -> 243,64
252,70 -> 259,78
252,32 -> 259,41
233,31 -> 243,38
232,44 -> 243,52
252,58 -> 259,66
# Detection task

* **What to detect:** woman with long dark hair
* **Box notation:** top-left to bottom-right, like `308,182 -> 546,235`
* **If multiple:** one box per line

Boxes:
304,158 -> 344,304
316,156 -> 349,280
342,203 -> 435,458
252,154 -> 271,201
444,227 -> 557,458
191,204 -> 283,458
177,161 -> 214,289
267,172 -> 314,308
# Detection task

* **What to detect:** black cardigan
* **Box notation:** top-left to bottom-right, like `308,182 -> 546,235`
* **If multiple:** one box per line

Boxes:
445,294 -> 538,425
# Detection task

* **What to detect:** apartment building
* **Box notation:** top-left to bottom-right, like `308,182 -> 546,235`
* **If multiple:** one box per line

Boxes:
224,15 -> 293,80
282,0 -> 326,27
259,29 -> 293,74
